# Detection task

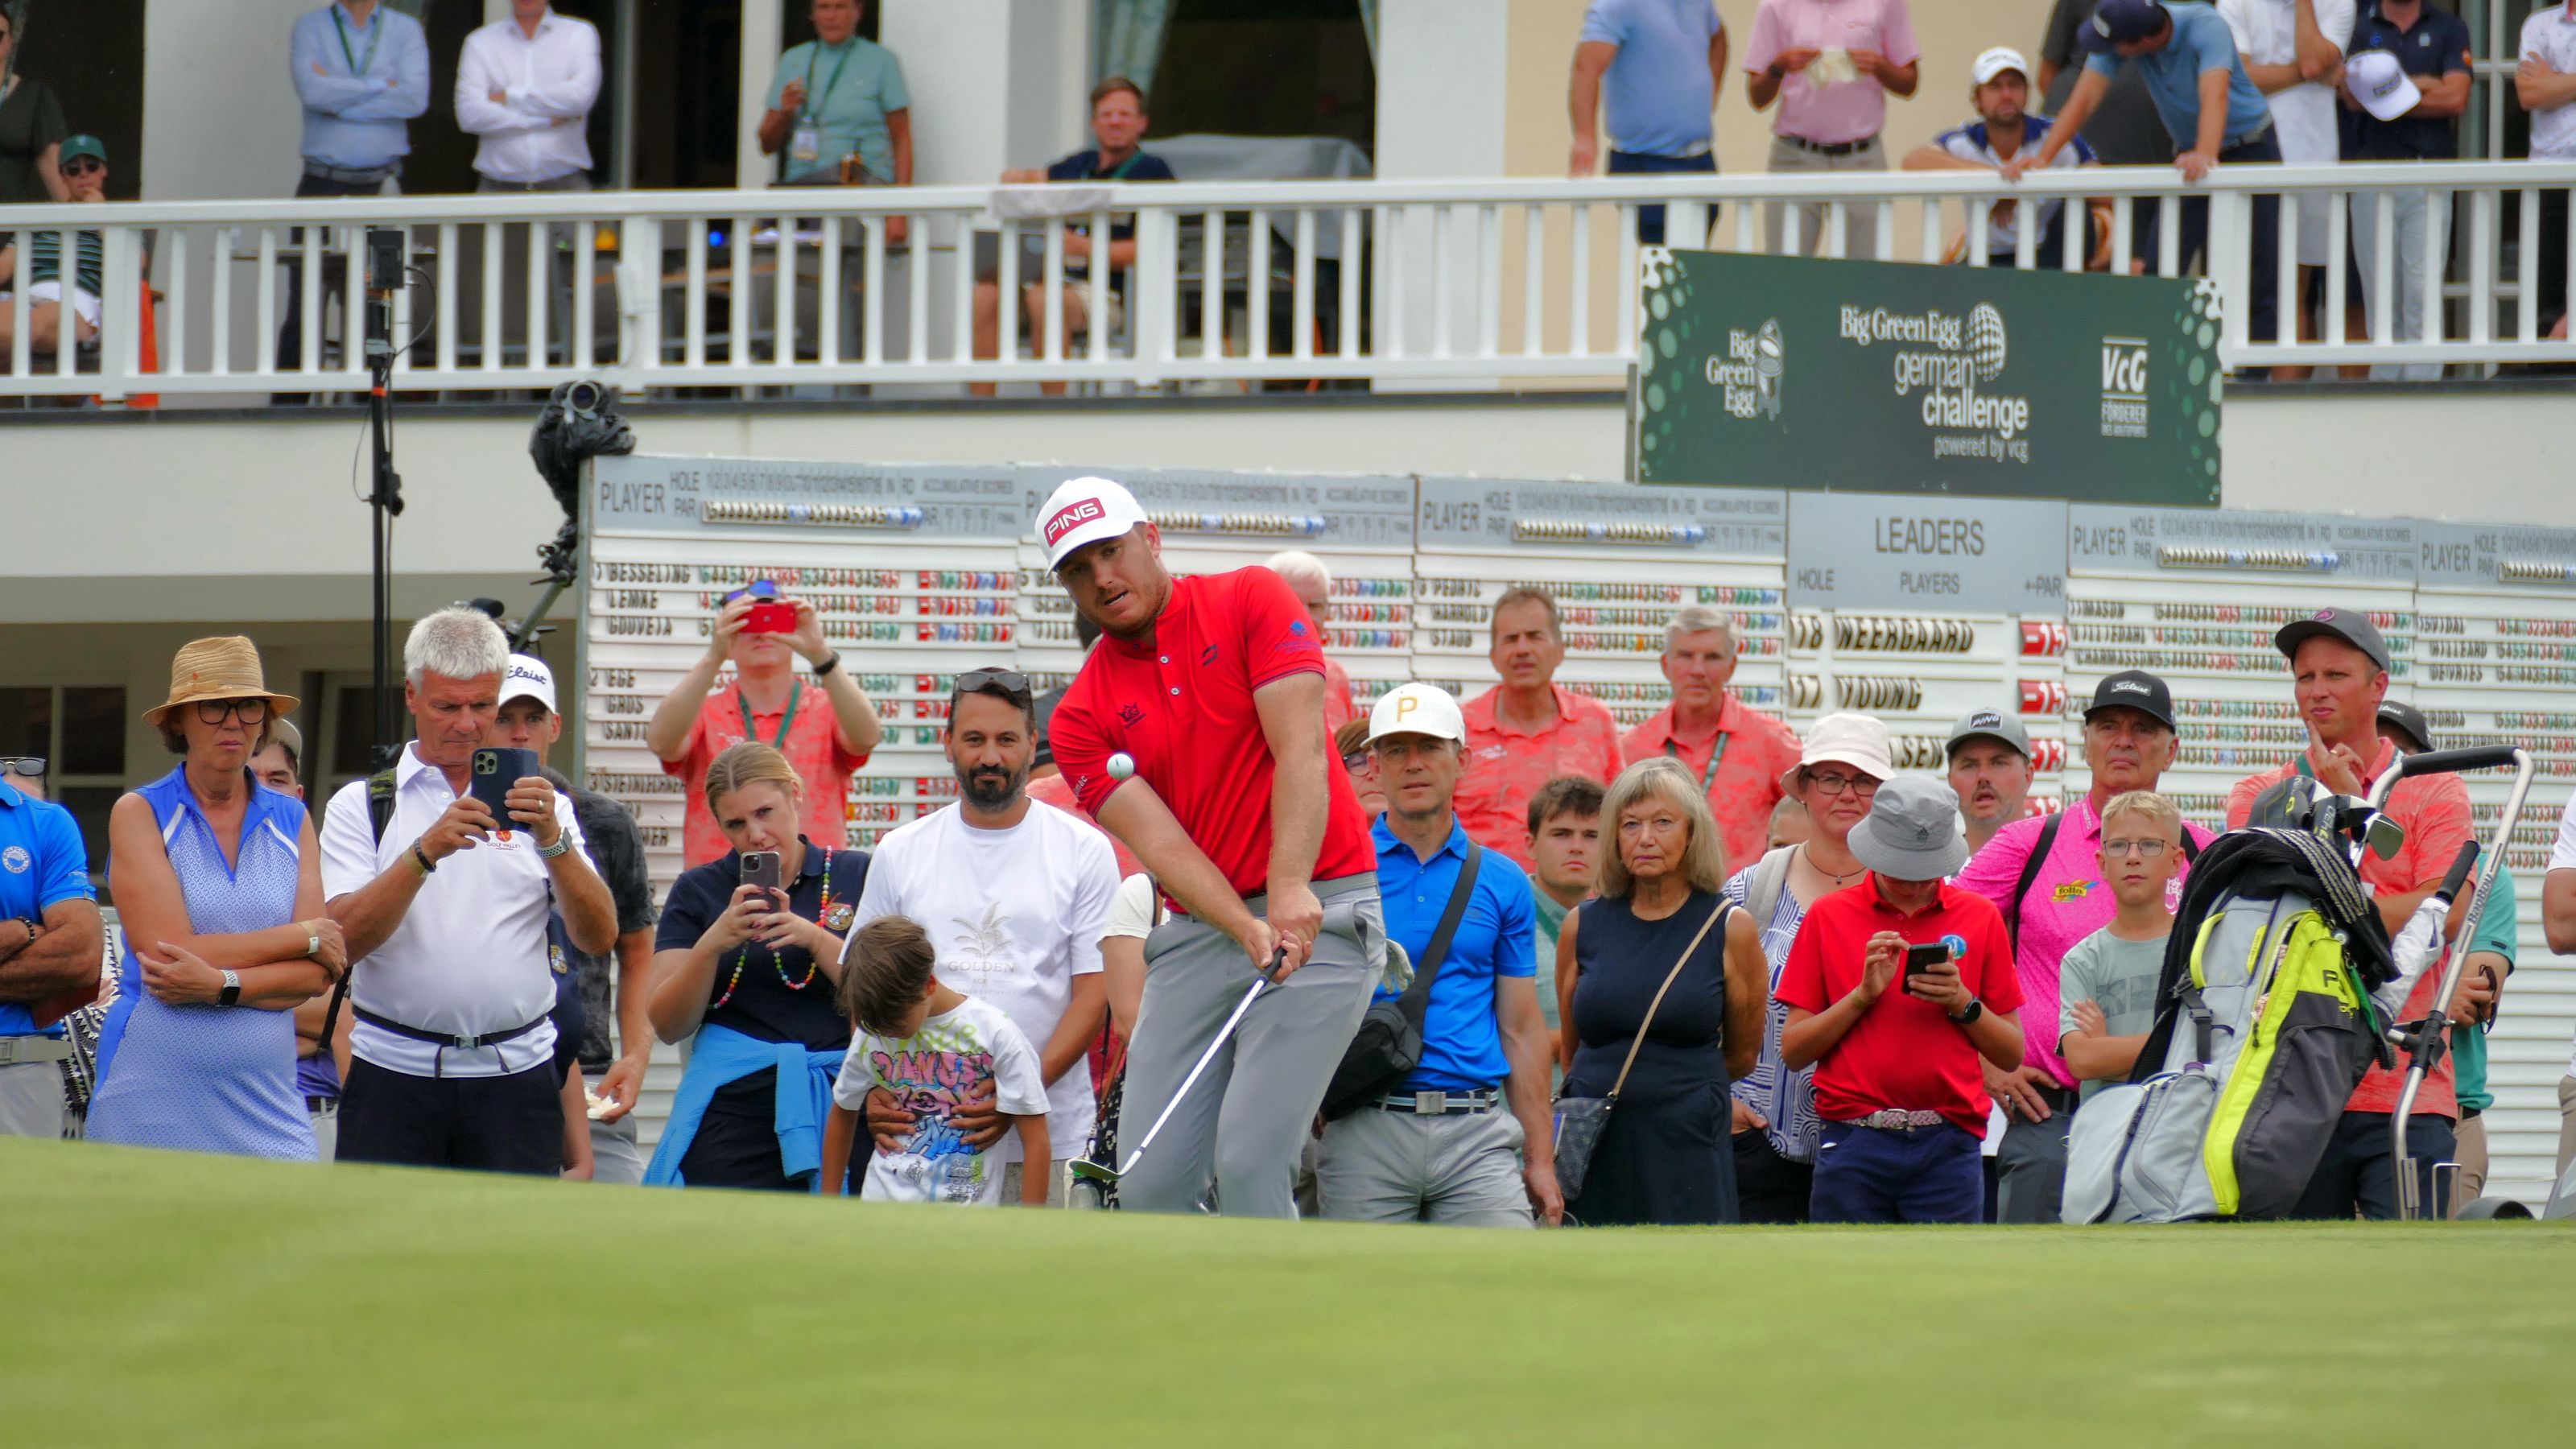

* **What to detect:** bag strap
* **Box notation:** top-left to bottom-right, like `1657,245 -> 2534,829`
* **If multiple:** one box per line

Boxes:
320,766 -> 402,1059
1397,840 -> 1484,1024
1749,844 -> 1794,926
1605,899 -> 1730,1103
2006,810 -> 2066,950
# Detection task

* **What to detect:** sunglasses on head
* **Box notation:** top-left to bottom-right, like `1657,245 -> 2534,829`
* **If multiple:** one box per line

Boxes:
0,758 -> 43,779
722,580 -> 781,606
953,667 -> 1031,700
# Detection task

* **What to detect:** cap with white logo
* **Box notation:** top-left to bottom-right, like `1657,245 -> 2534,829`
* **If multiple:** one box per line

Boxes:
1034,476 -> 1150,571
1972,47 -> 2031,86
1366,682 -> 1467,746
1946,708 -> 2032,760
2084,669 -> 2176,731
2347,50 -> 2422,123
502,654 -> 558,714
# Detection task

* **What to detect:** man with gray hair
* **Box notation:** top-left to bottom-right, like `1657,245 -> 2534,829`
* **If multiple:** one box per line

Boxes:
1622,605 -> 1802,877
1265,549 -> 1358,732
321,607 -> 616,1173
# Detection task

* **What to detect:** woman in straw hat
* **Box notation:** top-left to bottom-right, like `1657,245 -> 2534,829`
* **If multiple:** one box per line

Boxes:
86,637 -> 348,1159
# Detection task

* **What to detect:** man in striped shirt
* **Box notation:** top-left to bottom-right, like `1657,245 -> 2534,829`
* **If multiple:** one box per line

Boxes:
0,132 -> 106,357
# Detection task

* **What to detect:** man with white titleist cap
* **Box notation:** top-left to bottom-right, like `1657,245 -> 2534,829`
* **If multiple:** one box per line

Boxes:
1035,476 -> 1385,1219
1316,684 -> 1556,1227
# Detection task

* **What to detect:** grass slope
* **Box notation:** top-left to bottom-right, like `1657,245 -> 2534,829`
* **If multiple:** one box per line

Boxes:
10,1137 -> 2576,1447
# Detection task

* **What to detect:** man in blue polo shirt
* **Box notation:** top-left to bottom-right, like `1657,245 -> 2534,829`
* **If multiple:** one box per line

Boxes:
1316,683 -> 1560,1227
0,768 -> 105,1138
2010,0 -> 2281,345
1569,0 -> 1729,245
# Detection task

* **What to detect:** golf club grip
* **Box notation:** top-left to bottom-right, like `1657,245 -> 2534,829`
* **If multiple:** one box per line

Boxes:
1261,943 -> 1289,981
2396,745 -> 2521,778
2438,841 -> 2481,902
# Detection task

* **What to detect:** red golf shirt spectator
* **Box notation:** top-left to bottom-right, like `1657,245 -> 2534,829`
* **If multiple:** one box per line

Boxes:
1621,604 -> 1802,877
1453,587 -> 1624,869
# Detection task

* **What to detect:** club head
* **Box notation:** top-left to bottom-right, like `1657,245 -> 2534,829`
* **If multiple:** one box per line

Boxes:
2367,813 -> 2407,861
1067,1158 -> 1121,1187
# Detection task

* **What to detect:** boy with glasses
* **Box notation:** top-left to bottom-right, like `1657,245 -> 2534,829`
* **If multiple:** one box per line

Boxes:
2056,791 -> 2182,1096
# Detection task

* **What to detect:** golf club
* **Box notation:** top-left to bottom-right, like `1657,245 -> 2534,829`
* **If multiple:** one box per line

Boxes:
1068,943 -> 1289,1195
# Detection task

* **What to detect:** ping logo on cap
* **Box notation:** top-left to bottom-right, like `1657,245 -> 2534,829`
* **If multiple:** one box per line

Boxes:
1969,710 -> 2003,729
1043,497 -> 1106,547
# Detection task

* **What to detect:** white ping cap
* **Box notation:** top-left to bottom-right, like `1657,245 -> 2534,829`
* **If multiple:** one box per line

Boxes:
502,654 -> 558,714
1971,46 -> 2031,86
1035,475 -> 1150,570
1365,683 -> 1467,746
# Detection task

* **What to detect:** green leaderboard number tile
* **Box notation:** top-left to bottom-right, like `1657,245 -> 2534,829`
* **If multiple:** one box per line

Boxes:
1632,249 -> 2222,506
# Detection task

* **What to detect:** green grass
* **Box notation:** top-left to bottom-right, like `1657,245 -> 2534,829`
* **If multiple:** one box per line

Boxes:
10,1136 -> 2576,1447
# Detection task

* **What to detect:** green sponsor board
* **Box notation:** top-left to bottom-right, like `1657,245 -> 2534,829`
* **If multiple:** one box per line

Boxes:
1630,250 -> 2223,505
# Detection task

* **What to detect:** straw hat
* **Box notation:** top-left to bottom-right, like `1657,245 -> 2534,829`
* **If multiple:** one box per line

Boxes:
144,636 -> 299,728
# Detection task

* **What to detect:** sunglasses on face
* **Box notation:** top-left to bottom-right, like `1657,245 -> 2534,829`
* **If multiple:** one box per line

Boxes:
62,159 -> 104,177
1340,749 -> 1371,771
0,758 -> 43,778
195,698 -> 270,725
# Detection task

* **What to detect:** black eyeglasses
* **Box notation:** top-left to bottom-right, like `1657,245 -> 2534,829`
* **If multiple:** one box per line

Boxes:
0,758 -> 43,779
194,698 -> 270,725
61,159 -> 104,177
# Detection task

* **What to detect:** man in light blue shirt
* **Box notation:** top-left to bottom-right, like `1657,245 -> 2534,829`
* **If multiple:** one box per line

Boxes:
755,0 -> 913,187
1570,0 -> 1728,244
0,768 -> 105,1140
279,1 -> 430,381
2010,0 -> 2281,345
1315,684 -> 1558,1227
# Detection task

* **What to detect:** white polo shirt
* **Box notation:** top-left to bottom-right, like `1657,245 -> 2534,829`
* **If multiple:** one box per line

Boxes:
2525,4 -> 2576,160
321,743 -> 582,1078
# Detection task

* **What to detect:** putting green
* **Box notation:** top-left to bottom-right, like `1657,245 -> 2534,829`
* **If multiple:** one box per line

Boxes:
10,1137 -> 2574,1447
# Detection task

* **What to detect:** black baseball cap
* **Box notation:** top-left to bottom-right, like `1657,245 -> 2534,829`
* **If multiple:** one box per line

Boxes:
2077,0 -> 2169,53
2377,700 -> 2435,753
2084,669 -> 2176,731
2274,606 -> 2392,674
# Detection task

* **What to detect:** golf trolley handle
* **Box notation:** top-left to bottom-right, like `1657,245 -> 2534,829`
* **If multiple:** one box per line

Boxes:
2388,746 -> 2535,1220
2434,840 -> 2481,903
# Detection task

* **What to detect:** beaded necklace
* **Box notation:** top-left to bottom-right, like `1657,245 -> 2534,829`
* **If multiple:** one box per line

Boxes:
710,847 -> 836,1009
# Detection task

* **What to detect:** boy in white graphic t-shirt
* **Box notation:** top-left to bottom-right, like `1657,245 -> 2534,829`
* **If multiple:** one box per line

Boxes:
824,917 -> 1051,1205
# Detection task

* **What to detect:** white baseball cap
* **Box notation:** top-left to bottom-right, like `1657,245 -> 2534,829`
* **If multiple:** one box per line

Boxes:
502,654 -> 557,714
1035,475 -> 1150,570
1779,712 -> 1895,795
2347,50 -> 2421,123
1366,683 -> 1467,746
1972,46 -> 2031,86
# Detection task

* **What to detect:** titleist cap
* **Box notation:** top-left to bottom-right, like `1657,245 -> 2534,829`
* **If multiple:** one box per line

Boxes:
1035,476 -> 1150,570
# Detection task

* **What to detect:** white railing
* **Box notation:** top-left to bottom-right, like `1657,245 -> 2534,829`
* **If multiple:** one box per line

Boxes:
4,162 -> 2574,402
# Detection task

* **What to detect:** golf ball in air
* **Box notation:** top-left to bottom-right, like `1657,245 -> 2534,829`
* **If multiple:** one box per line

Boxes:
1108,753 -> 1136,780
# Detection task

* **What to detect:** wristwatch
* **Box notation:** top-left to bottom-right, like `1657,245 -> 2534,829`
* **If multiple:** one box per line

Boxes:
217,970 -> 242,1008
1947,999 -> 1985,1026
537,833 -> 574,859
811,650 -> 841,678
300,922 -> 322,959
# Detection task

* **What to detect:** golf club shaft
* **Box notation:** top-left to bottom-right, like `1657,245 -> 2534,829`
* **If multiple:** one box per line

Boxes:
1115,946 -> 1289,1178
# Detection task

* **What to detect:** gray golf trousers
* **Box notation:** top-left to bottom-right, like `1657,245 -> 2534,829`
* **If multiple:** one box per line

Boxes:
1317,1103 -> 1534,1227
1117,873 -> 1383,1220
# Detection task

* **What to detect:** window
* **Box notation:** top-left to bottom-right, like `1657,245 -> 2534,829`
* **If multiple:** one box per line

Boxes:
1148,0 -> 1375,155
0,685 -> 129,897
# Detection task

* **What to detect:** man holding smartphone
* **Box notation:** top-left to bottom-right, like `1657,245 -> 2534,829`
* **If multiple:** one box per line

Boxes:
1777,778 -> 2024,1224
321,608 -> 617,1174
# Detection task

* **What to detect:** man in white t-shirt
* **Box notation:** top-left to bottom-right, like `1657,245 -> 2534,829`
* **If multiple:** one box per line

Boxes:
2541,788 -> 2576,1183
2218,0 -> 2353,378
844,666 -> 1118,1206
1904,47 -> 2104,266
2520,1 -> 2576,340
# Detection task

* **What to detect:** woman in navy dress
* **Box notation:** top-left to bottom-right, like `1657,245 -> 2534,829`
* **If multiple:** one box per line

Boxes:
1554,758 -> 1766,1225
89,638 -> 345,1159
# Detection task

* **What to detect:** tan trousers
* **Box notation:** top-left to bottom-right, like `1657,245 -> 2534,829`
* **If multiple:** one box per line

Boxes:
2558,1076 -> 2576,1183
2450,1113 -> 2487,1215
1764,134 -> 1886,258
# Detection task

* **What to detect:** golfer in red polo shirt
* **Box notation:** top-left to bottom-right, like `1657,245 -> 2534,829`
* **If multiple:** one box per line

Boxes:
1037,476 -> 1384,1219
1777,777 -> 2025,1224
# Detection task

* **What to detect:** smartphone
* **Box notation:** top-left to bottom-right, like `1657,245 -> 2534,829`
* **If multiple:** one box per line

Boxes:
743,601 -> 798,635
740,849 -> 783,896
1902,942 -> 1952,978
469,746 -> 542,827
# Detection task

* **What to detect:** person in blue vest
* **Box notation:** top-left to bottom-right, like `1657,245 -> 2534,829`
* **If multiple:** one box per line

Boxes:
1315,683 -> 1559,1227
0,754 -> 103,1139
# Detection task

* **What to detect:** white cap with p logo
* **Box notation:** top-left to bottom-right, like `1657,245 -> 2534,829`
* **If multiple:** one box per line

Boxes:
1365,682 -> 1466,746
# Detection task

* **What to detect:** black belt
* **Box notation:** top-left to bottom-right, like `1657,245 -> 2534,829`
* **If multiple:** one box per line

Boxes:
1375,1088 -> 1500,1115
353,1004 -> 549,1052
477,175 -> 584,192
304,160 -> 398,185
1777,134 -> 1876,158
307,1095 -> 338,1113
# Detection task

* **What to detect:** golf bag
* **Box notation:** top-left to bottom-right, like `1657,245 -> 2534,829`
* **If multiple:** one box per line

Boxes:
2063,825 -> 2399,1224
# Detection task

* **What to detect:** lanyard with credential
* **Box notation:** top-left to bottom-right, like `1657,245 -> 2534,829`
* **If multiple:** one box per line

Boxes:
801,41 -> 856,122
738,680 -> 803,749
331,6 -> 383,78
1666,730 -> 1731,795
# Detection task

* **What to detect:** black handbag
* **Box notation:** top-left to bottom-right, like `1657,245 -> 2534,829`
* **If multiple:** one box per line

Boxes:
1553,899 -> 1730,1204
1320,840 -> 1484,1120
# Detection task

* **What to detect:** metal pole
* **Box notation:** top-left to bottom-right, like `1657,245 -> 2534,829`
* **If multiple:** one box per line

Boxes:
365,229 -> 406,774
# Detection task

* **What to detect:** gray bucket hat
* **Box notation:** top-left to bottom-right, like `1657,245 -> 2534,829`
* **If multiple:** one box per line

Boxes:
1848,777 -> 1969,881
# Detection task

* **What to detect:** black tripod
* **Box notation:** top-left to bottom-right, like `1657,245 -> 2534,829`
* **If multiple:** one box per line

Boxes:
362,229 -> 409,771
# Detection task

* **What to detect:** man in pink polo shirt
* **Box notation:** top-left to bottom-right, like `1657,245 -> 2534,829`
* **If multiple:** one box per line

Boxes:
1451,587 -> 1624,869
1621,603 -> 1802,878
1744,0 -> 1921,258
1954,668 -> 2211,1223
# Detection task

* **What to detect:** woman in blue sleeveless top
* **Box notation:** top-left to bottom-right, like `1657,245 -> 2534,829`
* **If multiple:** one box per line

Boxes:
89,638 -> 346,1159
1554,759 -> 1766,1225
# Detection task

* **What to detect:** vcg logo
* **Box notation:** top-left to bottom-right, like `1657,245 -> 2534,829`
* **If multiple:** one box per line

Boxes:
2099,335 -> 2150,440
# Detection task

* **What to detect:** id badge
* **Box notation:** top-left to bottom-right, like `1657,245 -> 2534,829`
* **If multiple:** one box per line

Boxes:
790,123 -> 821,163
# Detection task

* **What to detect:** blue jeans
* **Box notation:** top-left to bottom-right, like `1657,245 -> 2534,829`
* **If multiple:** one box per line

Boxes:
1608,150 -> 1716,246
1810,1120 -> 1984,1224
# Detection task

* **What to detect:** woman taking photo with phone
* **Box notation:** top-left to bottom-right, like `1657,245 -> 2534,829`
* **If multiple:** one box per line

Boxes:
89,637 -> 348,1159
1552,758 -> 1765,1226
643,741 -> 871,1190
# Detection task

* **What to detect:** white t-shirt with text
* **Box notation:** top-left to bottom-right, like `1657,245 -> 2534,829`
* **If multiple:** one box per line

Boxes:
834,996 -> 1048,1206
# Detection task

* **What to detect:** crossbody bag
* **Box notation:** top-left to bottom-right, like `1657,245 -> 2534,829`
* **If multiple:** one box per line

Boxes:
1551,898 -> 1731,1202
